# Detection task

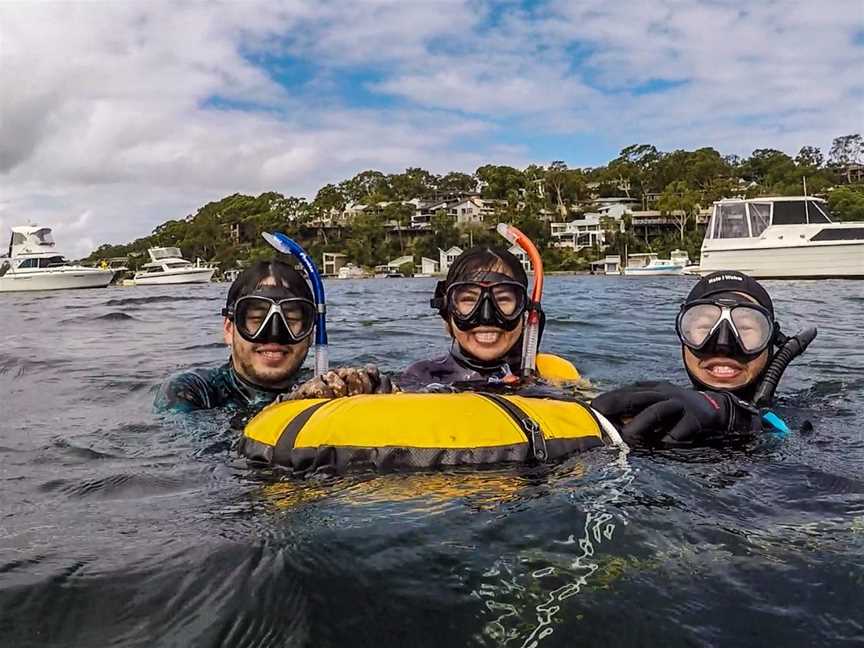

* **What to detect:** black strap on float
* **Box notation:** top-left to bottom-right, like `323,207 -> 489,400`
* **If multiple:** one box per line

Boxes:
272,400 -> 330,464
478,393 -> 548,462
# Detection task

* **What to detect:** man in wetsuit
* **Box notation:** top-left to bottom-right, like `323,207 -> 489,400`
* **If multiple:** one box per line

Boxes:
592,271 -> 807,445
156,259 -> 394,412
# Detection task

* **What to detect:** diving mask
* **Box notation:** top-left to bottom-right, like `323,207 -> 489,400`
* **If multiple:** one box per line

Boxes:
433,278 -> 528,332
677,298 -> 775,358
222,288 -> 316,345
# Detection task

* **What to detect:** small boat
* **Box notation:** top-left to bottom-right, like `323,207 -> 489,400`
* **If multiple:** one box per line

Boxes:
133,247 -> 215,285
698,196 -> 864,278
0,226 -> 114,292
336,264 -> 369,279
624,249 -> 689,276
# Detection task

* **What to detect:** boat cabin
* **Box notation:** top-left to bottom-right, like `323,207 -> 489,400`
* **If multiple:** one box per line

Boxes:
7,226 -> 57,257
706,198 -> 833,240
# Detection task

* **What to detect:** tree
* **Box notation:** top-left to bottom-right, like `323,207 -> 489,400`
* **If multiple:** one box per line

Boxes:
795,146 -> 824,169
545,161 -> 572,216
828,134 -> 863,183
313,184 -> 346,215
388,167 -> 438,200
657,180 -> 700,242
438,172 -> 476,194
475,165 -> 526,199
827,186 -> 864,221
339,170 -> 389,203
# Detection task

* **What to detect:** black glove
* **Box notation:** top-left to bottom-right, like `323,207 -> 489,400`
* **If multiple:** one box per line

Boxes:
592,382 -> 759,446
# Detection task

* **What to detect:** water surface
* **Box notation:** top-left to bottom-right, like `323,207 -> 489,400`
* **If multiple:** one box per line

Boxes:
1,277 -> 862,646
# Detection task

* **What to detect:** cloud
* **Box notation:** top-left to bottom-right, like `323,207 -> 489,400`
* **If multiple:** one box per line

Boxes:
1,0 -> 861,257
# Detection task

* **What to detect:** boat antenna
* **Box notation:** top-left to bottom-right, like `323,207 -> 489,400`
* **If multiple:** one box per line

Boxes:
496,223 -> 544,378
262,232 -> 329,376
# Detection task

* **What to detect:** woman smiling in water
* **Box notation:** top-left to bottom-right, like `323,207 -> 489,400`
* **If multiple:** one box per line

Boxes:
401,246 -> 580,388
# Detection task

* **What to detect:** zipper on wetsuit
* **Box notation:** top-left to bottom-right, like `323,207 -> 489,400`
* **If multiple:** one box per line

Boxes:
478,393 -> 548,462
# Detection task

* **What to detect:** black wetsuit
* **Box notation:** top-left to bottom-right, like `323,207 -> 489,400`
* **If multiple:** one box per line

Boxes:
401,346 -> 520,390
155,361 -> 300,413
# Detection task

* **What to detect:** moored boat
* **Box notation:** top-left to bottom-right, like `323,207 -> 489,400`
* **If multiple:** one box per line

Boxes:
698,197 -> 864,278
0,226 -> 114,292
132,247 -> 215,285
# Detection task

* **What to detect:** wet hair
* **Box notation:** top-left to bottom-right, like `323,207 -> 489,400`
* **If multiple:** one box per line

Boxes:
225,259 -> 313,310
685,271 -> 774,318
434,247 -> 528,320
445,246 -> 528,286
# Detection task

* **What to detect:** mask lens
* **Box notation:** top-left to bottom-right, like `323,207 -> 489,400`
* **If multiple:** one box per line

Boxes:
679,304 -> 721,347
449,284 -> 483,317
280,299 -> 315,338
237,297 -> 273,337
730,306 -> 772,352
491,284 -> 524,317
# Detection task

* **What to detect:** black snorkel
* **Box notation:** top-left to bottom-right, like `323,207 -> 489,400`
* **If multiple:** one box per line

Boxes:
753,327 -> 818,408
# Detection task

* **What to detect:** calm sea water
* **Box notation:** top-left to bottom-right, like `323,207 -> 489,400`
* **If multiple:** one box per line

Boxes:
1,277 -> 862,647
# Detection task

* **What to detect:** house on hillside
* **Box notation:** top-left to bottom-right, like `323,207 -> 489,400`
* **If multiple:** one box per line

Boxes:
322,252 -> 348,276
439,246 -> 463,274
550,213 -> 605,250
507,245 -> 532,273
416,257 -> 439,275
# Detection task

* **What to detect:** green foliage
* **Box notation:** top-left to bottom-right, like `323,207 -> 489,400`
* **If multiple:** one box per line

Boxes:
86,134 -> 861,272
828,185 -> 864,221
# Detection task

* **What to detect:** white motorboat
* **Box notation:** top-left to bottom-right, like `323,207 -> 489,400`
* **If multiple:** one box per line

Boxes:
624,249 -> 690,276
699,197 -> 864,278
336,264 -> 369,279
133,247 -> 215,285
0,226 -> 114,292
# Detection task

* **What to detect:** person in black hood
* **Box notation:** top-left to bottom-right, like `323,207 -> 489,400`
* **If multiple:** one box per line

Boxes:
592,271 -> 810,446
677,271 -> 780,400
400,246 -> 581,389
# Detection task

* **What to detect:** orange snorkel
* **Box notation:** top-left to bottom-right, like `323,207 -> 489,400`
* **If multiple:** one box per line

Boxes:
496,223 -> 544,378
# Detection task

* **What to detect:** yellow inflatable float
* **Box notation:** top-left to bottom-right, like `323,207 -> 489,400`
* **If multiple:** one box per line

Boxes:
240,392 -> 620,473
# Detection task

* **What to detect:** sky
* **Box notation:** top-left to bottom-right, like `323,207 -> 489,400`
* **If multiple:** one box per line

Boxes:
1,0 -> 862,258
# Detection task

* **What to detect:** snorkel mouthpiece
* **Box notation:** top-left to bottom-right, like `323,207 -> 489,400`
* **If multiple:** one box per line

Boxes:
496,223 -> 544,378
262,232 -> 329,376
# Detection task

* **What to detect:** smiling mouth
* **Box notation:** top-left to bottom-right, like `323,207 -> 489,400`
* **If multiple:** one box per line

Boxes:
700,357 -> 745,379
471,330 -> 502,345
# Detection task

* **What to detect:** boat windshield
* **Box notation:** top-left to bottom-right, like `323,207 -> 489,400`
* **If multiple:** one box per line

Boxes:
150,247 -> 183,261
40,256 -> 68,268
165,261 -> 190,268
749,203 -> 771,236
33,229 -> 55,246
712,203 -> 750,239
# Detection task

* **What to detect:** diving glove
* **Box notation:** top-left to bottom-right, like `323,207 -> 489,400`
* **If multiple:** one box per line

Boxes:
591,381 -> 759,446
285,365 -> 400,400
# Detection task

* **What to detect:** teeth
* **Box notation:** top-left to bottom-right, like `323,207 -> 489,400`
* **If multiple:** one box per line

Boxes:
474,331 -> 500,343
709,365 -> 738,376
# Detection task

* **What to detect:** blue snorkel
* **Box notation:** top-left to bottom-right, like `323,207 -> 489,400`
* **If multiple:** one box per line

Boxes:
262,232 -> 329,377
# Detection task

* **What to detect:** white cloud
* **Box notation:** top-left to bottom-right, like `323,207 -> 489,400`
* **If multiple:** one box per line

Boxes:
1,0 -> 861,257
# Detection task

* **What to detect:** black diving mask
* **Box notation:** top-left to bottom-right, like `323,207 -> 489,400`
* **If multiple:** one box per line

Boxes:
222,289 -> 315,345
676,298 -> 775,359
433,279 -> 528,332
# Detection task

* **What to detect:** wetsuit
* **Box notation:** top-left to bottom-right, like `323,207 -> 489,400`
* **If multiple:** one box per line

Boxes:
155,361 -> 303,413
401,347 -> 580,390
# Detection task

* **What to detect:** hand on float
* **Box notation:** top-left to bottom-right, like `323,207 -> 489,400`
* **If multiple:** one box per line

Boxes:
288,365 -> 400,399
592,382 -> 757,446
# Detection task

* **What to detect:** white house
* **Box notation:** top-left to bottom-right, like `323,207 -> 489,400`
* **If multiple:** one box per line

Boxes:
438,246 -> 463,274
507,245 -> 532,273
550,213 -> 605,250
417,257 -> 439,275
322,252 -> 348,276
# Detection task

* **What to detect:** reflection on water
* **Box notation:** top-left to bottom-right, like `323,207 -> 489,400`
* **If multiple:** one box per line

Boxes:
0,278 -> 862,647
